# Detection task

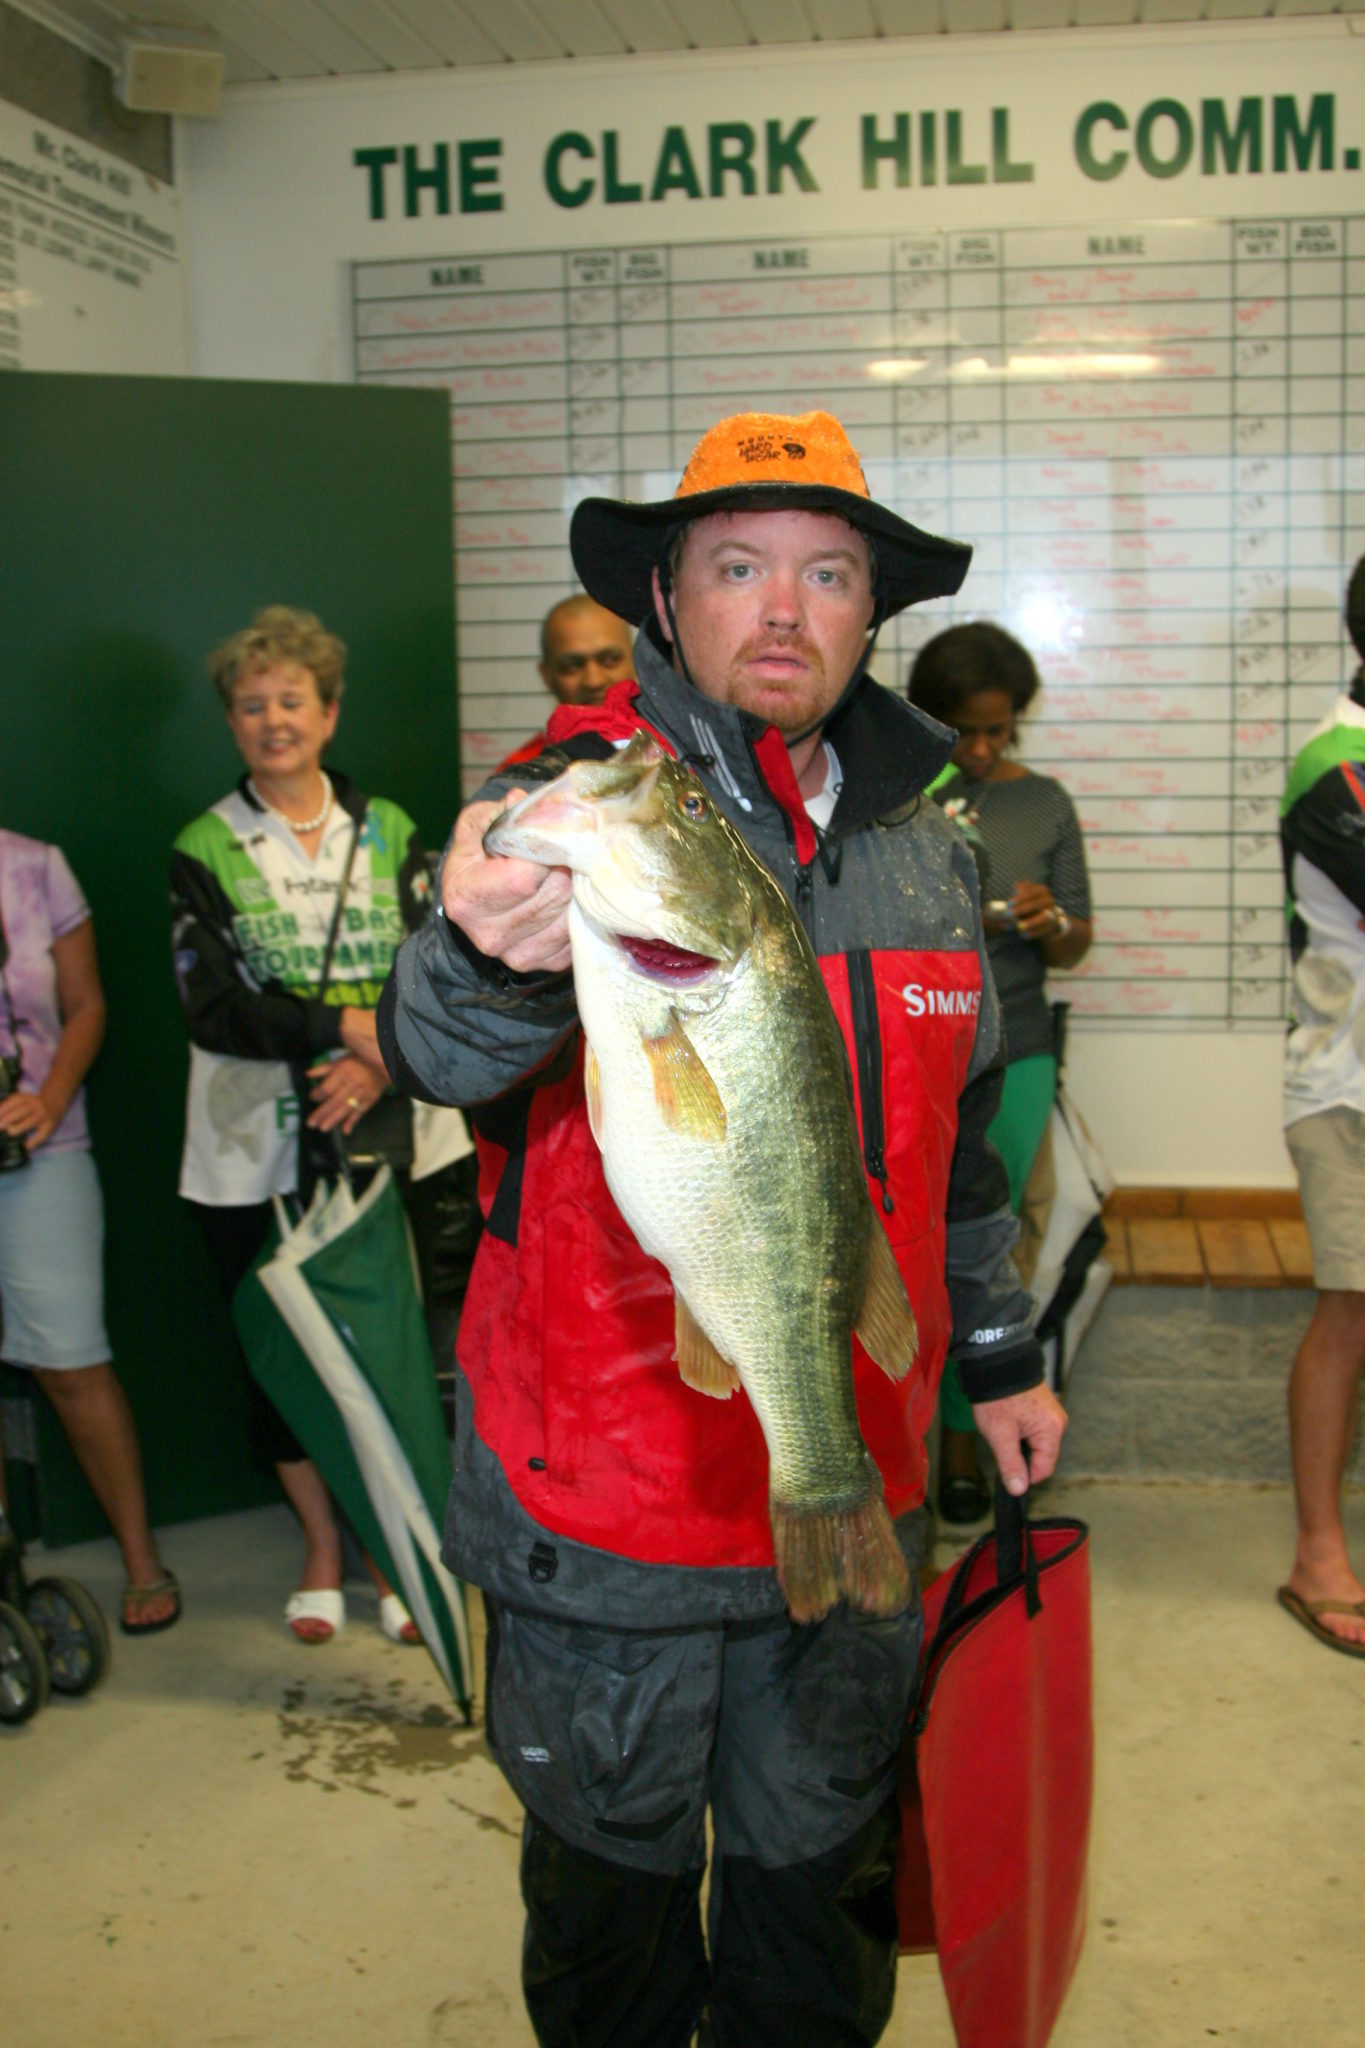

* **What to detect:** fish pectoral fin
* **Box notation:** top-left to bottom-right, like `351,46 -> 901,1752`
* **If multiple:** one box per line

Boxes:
855,1215 -> 918,1383
584,1042 -> 604,1149
642,1013 -> 726,1142
675,1293 -> 741,1400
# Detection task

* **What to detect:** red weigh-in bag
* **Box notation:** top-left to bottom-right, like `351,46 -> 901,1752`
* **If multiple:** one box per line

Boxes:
896,1486 -> 1093,2048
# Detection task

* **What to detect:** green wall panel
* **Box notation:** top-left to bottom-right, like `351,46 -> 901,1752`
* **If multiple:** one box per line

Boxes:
0,373 -> 459,1544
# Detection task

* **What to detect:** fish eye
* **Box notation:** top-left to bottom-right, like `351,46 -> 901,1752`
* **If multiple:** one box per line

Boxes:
679,791 -> 708,821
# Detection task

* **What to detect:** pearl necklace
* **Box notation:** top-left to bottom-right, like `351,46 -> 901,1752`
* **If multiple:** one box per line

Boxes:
249,773 -> 333,835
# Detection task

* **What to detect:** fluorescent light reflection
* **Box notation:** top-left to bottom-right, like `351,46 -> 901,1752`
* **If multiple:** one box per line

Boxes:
1011,352 -> 1161,378
954,353 -> 1162,380
865,352 -> 1162,382
867,358 -> 928,380
1013,588 -> 1082,657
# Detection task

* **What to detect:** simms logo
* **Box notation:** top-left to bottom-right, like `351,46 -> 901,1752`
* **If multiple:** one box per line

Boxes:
901,983 -> 982,1019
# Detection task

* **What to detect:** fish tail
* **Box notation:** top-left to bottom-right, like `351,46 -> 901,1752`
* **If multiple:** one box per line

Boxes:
770,1486 -> 912,1626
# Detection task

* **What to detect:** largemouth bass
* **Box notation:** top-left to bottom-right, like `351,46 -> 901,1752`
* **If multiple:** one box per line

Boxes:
483,731 -> 917,1623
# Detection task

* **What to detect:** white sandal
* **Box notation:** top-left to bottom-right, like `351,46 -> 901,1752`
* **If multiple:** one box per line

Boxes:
285,1588 -> 346,1643
378,1593 -> 420,1645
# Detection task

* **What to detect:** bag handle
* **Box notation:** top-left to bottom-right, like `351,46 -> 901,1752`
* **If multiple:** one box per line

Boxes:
0,960 -> 20,1071
0,893 -> 21,1072
1051,1088 -> 1109,1209
317,819 -> 361,1001
994,1478 -> 1042,1620
911,1480 -> 1045,1734
310,816 -> 362,1187
932,1476 -> 1041,1642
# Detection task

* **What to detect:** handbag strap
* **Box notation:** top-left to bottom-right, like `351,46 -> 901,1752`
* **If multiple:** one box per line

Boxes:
931,1481 -> 1041,1644
305,814 -> 362,1188
316,818 -> 362,1001
0,967 -> 20,1070
0,909 -> 21,1072
994,1479 -> 1042,1619
0,889 -> 18,1067
911,1484 -> 1047,1734
1051,1087 -> 1109,1207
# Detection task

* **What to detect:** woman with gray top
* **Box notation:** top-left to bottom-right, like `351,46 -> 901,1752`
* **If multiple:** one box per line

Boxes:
909,622 -> 1093,1520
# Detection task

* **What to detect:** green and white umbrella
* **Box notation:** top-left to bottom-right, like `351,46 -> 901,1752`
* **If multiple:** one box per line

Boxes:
234,1169 -> 473,1713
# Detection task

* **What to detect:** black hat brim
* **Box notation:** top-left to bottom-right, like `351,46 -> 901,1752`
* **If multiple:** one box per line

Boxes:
570,483 -> 972,628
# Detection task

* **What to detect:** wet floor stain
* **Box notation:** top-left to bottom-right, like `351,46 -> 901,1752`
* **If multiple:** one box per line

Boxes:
429,1985 -> 513,2041
269,1679 -> 489,1801
443,1794 -> 520,1838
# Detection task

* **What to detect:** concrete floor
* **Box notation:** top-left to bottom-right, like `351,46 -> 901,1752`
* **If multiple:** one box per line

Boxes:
5,1482 -> 1364,2048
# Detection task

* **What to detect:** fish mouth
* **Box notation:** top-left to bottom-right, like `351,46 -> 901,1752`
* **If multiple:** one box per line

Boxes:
616,935 -> 721,984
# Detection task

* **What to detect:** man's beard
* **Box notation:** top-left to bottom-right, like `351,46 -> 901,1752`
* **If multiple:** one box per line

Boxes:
727,634 -> 830,730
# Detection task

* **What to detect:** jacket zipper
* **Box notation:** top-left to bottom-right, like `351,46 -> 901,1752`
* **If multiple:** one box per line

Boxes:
848,950 -> 894,1215
793,856 -> 814,939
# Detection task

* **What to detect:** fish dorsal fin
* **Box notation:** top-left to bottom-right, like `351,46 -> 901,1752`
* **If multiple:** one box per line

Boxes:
643,1011 -> 726,1142
584,1041 -> 604,1149
855,1215 -> 918,1383
675,1292 -> 741,1399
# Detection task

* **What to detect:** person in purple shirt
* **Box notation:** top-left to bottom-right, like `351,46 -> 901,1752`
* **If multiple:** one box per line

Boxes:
0,830 -> 178,1633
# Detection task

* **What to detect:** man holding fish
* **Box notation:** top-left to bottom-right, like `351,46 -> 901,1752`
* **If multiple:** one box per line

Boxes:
380,410 -> 1066,2045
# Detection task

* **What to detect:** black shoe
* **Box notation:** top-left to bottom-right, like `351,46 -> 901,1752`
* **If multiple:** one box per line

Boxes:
937,1474 -> 991,1525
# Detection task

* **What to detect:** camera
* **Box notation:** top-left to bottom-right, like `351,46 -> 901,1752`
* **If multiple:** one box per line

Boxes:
0,1052 -> 30,1173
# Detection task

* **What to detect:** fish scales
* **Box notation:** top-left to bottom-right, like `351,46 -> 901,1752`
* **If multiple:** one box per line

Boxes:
573,890 -> 873,1509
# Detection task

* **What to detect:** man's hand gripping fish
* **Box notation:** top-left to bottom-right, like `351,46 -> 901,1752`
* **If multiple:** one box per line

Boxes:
483,731 -> 918,1624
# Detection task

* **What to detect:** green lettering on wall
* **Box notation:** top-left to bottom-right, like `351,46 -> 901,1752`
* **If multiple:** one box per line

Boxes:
651,126 -> 703,201
945,111 -> 986,185
545,131 -> 595,208
603,131 -> 643,203
1273,95 -> 1334,173
353,146 -> 397,220
1135,99 -> 1194,180
459,138 -> 503,212
920,110 -> 937,188
861,113 -> 911,190
709,123 -> 758,197
991,108 -> 1033,184
765,117 -> 818,194
1076,102 -> 1129,181
1202,99 -> 1262,175
402,142 -> 451,217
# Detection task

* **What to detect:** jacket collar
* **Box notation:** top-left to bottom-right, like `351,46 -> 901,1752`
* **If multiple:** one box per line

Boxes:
628,629 -> 955,836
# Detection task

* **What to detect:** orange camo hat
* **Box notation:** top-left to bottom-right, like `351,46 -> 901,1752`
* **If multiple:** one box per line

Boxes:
570,409 -> 972,626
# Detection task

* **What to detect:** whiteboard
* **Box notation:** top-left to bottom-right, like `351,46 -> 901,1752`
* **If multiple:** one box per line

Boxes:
353,213 -> 1365,1031
0,102 -> 185,375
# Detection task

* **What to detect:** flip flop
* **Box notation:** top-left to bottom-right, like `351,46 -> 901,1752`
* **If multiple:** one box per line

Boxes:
378,1593 -> 421,1646
285,1588 -> 346,1644
121,1569 -> 181,1636
1276,1585 -> 1365,1660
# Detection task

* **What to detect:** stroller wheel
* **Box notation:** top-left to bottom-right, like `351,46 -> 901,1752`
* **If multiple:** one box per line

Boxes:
0,1598 -> 50,1724
26,1577 -> 112,1695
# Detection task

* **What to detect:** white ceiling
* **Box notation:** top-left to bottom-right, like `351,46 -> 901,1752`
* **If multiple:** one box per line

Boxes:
15,0 -> 1365,86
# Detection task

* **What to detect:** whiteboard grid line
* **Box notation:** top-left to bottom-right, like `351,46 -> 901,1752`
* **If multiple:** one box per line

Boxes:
355,212 -> 1365,1031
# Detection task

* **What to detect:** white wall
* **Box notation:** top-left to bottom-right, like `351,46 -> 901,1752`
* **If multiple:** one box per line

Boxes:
180,21 -> 1365,380
1066,1032 -> 1290,1188
178,21 -> 1365,1187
